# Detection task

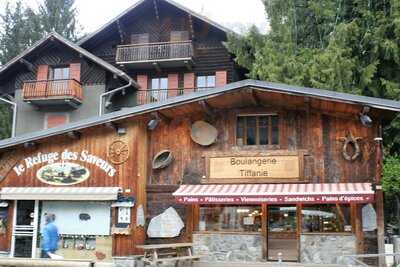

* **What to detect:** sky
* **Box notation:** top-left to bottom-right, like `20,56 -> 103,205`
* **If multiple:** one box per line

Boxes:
1,0 -> 268,34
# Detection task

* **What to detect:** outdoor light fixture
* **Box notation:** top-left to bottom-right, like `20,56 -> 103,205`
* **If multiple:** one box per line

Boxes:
359,106 -> 373,127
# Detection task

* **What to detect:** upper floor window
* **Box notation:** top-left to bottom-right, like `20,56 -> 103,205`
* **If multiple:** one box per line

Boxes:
197,75 -> 215,90
236,114 -> 279,146
150,77 -> 168,100
49,66 -> 69,80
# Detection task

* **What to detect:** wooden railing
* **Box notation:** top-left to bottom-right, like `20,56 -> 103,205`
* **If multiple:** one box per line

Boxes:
116,40 -> 194,63
22,79 -> 83,101
136,87 -> 213,105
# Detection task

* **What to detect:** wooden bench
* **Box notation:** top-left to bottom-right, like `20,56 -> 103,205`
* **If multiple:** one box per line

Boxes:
137,243 -> 201,267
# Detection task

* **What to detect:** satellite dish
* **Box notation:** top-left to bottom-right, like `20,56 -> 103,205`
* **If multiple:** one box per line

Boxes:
152,150 -> 173,170
190,121 -> 218,146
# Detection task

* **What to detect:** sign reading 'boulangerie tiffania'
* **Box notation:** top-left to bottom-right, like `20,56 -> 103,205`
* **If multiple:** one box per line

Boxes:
13,149 -> 117,178
209,155 -> 300,180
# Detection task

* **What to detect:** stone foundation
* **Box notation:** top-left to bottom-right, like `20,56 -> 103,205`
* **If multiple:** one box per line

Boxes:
300,234 -> 356,264
193,233 -> 263,262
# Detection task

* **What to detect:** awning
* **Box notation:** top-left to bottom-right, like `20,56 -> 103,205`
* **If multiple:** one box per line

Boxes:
173,183 -> 374,204
0,187 -> 120,201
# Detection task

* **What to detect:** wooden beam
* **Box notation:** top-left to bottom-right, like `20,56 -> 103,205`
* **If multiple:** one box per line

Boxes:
151,111 -> 171,124
188,14 -> 195,39
152,62 -> 161,72
198,100 -> 216,121
261,204 -> 267,260
66,131 -> 81,140
375,136 -> 385,267
19,58 -> 35,72
116,20 -> 125,44
153,0 -> 160,20
184,60 -> 192,71
296,204 -> 302,262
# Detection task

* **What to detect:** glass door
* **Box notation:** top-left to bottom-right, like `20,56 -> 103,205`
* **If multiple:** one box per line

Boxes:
11,200 -> 39,258
267,205 -> 298,261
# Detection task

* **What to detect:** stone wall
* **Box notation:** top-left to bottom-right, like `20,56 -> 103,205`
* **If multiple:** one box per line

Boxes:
193,233 -> 263,262
300,234 -> 356,264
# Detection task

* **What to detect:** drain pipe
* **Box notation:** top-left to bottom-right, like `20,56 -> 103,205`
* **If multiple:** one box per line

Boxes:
98,74 -> 135,116
0,95 -> 17,138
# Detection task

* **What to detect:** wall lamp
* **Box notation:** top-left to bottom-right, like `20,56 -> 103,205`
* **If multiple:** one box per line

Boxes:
147,116 -> 161,131
105,122 -> 126,135
359,106 -> 373,127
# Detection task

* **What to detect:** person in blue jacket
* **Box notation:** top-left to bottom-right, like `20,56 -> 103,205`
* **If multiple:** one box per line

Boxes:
41,213 -> 59,258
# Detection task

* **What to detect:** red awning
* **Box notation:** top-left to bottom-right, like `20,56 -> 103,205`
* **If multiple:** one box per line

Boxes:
173,183 -> 374,204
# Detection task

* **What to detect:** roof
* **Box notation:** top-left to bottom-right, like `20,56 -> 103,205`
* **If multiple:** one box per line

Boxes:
0,32 -> 137,86
0,79 -> 399,150
77,0 -> 231,46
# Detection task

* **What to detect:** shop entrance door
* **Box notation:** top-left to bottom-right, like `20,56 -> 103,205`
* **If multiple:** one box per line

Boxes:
11,200 -> 39,258
267,205 -> 298,261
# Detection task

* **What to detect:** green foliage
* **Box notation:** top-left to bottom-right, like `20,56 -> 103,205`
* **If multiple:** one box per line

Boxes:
0,105 -> 11,139
38,0 -> 80,41
0,0 -> 81,64
383,155 -> 400,196
227,0 -> 400,151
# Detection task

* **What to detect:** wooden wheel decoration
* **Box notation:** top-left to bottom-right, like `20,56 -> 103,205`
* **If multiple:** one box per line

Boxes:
108,140 -> 129,165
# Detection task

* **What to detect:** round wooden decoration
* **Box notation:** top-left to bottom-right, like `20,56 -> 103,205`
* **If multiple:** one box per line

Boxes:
108,140 -> 129,165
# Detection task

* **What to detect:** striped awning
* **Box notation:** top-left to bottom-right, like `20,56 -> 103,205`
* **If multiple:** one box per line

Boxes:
0,187 -> 120,201
173,183 -> 374,204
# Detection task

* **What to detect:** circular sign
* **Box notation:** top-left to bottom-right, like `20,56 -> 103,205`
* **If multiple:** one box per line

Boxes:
37,162 -> 90,186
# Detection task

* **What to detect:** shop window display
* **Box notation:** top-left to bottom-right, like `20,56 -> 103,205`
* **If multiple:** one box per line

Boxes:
199,205 -> 262,232
302,205 -> 351,233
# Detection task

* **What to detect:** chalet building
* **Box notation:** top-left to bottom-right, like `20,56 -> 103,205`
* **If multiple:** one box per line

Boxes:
0,0 -> 241,137
0,0 -> 398,266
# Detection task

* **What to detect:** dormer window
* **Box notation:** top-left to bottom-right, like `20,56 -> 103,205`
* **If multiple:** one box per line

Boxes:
49,66 -> 70,80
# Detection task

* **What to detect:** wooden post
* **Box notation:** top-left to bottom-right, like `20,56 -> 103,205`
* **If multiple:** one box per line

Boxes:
135,120 -> 148,254
261,204 -> 268,260
296,204 -> 302,262
375,137 -> 385,267
351,203 -> 364,254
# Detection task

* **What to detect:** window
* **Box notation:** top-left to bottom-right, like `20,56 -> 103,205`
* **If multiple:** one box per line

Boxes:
236,115 -> 279,146
45,113 -> 69,129
49,66 -> 69,80
199,205 -> 262,232
302,205 -> 351,233
150,77 -> 168,101
196,75 -> 216,90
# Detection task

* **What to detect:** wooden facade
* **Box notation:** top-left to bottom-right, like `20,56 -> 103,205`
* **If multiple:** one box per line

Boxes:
0,86 -> 394,263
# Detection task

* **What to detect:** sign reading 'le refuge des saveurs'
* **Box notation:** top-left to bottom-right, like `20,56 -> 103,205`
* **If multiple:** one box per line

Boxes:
208,155 -> 301,181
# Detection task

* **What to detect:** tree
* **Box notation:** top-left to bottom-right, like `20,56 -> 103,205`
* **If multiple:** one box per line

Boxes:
38,0 -> 80,41
383,155 -> 400,233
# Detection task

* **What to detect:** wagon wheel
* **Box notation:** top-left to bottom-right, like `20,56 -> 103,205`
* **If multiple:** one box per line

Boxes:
108,140 -> 129,165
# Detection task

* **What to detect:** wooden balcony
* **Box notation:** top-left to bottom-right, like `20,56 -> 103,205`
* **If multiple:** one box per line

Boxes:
116,41 -> 194,69
22,79 -> 83,108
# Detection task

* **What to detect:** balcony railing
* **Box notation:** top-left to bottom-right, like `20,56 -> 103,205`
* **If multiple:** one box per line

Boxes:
116,40 -> 194,64
137,87 -> 213,105
22,79 -> 83,102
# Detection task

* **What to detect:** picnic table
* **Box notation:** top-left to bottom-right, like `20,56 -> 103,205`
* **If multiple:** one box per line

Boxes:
136,242 -> 201,267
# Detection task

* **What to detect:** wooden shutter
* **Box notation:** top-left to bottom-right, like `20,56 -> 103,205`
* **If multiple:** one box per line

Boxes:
215,70 -> 227,87
183,73 -> 195,93
69,63 -> 81,82
35,65 -> 49,97
36,65 -> 49,80
167,74 -> 179,98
